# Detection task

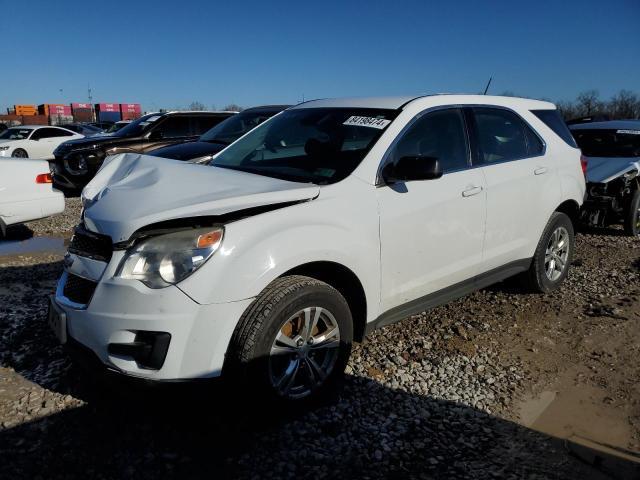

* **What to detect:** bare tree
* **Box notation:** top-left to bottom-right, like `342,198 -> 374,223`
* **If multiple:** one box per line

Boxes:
555,100 -> 579,120
575,90 -> 602,116
607,90 -> 640,119
188,101 -> 206,111
223,104 -> 244,112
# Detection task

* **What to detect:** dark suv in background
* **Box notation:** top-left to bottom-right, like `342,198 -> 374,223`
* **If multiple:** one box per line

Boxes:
52,111 -> 235,192
150,105 -> 290,162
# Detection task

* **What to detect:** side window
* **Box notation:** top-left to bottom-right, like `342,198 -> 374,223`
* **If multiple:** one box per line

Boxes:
53,128 -> 74,137
531,109 -> 578,148
473,108 -> 533,163
389,108 -> 469,173
193,116 -> 226,135
31,128 -> 58,140
525,126 -> 544,156
30,129 -> 44,140
154,116 -> 191,138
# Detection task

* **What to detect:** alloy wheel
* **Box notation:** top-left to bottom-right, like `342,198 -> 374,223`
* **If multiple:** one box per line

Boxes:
269,306 -> 340,399
545,226 -> 570,281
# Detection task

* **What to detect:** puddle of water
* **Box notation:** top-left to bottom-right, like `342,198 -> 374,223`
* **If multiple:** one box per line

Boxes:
0,236 -> 66,256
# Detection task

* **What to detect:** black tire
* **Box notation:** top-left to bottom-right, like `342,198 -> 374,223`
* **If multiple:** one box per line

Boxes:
623,189 -> 640,237
520,212 -> 575,293
12,148 -> 28,158
224,275 -> 353,406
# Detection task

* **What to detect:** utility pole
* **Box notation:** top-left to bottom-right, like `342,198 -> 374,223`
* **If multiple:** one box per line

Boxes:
88,83 -> 95,121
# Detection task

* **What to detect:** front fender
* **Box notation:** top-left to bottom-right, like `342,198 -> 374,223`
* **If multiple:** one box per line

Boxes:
177,181 -> 381,321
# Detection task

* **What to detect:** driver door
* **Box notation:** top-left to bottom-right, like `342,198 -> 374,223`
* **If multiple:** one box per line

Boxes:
377,108 -> 487,312
29,128 -> 58,158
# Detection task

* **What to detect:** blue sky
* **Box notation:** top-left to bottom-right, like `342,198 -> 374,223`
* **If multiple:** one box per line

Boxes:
1,0 -> 638,112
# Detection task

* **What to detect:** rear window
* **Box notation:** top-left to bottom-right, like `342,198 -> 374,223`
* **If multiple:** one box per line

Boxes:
531,110 -> 577,148
571,129 -> 640,158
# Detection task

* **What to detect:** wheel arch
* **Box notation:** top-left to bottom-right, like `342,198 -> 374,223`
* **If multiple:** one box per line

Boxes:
282,261 -> 368,342
555,199 -> 580,229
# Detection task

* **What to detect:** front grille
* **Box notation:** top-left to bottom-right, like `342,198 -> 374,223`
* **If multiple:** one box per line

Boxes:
63,274 -> 98,305
68,227 -> 113,262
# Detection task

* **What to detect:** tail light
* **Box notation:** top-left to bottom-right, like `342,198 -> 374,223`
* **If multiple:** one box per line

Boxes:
580,154 -> 588,177
36,173 -> 53,184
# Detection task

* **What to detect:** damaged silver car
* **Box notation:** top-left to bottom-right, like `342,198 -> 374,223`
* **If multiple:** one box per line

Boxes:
570,120 -> 640,236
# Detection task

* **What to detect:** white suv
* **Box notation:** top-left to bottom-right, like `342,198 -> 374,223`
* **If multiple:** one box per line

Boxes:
49,95 -> 585,403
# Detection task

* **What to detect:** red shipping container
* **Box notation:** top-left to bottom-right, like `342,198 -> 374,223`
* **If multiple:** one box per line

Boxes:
120,103 -> 142,120
73,110 -> 94,122
72,102 -> 92,111
39,104 -> 63,115
97,103 -> 119,112
120,103 -> 141,112
47,105 -> 72,116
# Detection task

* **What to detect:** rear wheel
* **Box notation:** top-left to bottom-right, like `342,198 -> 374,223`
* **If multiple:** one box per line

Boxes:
12,148 -> 28,158
225,275 -> 353,406
623,189 -> 640,237
520,212 -> 574,293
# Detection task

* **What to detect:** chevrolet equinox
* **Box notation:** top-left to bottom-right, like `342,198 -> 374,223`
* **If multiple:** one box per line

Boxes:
49,95 -> 585,404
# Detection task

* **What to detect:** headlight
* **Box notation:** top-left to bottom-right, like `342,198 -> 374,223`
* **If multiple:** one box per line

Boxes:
0,146 -> 10,151
116,227 -> 224,288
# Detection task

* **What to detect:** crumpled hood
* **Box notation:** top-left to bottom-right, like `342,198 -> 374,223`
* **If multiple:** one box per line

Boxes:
585,156 -> 640,183
82,153 -> 319,242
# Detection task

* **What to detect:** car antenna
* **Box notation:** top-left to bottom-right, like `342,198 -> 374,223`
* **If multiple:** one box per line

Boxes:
483,76 -> 493,95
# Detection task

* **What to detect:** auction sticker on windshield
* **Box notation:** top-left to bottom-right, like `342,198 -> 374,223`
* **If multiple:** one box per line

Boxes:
343,116 -> 391,129
617,129 -> 640,135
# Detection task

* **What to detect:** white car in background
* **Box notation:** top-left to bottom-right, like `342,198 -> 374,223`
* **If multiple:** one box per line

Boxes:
0,125 -> 83,159
0,158 -> 65,236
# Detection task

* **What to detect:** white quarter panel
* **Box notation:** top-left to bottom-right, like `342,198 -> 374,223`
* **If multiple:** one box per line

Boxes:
377,168 -> 486,312
0,158 -> 64,226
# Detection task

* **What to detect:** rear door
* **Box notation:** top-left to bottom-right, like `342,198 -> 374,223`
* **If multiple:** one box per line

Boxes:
377,108 -> 487,312
468,107 -> 561,272
192,115 -> 229,136
142,115 -> 194,152
30,128 -> 75,159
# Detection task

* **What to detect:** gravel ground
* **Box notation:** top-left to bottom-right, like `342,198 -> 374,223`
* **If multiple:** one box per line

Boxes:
0,205 -> 638,479
28,197 -> 83,237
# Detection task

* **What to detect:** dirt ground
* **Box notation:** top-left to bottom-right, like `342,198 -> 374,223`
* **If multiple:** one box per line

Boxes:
0,204 -> 639,479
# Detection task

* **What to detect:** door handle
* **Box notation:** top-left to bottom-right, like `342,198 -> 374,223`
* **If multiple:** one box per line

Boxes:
534,167 -> 548,175
462,186 -> 483,197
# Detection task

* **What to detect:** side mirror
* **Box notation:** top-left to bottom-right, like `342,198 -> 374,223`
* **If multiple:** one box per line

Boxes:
382,156 -> 443,183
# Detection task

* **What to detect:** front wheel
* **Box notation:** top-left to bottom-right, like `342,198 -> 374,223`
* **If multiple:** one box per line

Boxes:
224,275 -> 353,406
623,189 -> 640,237
520,212 -> 575,293
12,148 -> 28,158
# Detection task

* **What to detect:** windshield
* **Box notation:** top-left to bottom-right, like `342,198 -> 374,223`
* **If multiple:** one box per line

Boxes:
106,122 -> 129,133
200,110 -> 279,145
0,128 -> 32,140
210,108 -> 398,184
573,129 -> 640,158
112,113 -> 162,137
82,124 -> 103,133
